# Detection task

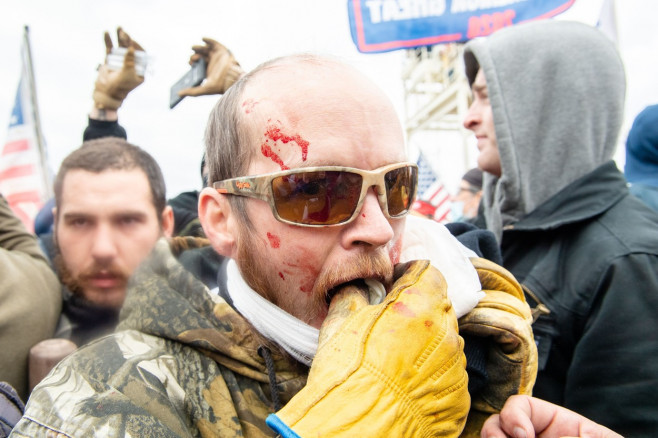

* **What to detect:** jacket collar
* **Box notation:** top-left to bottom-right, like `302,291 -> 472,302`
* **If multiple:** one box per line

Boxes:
504,161 -> 627,232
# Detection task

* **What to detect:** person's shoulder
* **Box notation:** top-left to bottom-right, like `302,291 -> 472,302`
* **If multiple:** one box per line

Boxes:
557,192 -> 658,286
38,330 -> 169,382
16,330 -> 201,436
595,192 -> 658,252
629,183 -> 658,212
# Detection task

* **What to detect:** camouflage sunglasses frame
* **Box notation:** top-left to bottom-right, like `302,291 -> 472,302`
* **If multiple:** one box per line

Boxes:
213,162 -> 418,227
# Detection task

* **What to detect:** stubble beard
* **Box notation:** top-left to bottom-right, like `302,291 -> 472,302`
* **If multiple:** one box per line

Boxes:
53,243 -> 129,309
234,223 -> 395,326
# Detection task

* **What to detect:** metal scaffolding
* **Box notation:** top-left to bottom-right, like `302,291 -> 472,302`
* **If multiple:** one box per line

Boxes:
401,43 -> 474,174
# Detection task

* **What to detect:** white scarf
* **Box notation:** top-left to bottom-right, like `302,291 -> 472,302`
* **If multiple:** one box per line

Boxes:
224,215 -> 483,365
226,259 -> 318,365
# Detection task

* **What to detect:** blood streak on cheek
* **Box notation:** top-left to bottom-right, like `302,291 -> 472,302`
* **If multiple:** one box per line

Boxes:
279,272 -> 285,280
299,277 -> 315,295
266,232 -> 280,249
264,122 -> 310,161
283,255 -> 317,295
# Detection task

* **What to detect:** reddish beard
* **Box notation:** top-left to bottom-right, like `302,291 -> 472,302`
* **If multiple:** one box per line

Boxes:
235,224 -> 394,325
54,251 -> 129,308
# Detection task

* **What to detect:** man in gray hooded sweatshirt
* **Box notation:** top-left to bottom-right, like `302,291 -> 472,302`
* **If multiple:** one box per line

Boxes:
462,19 -> 658,437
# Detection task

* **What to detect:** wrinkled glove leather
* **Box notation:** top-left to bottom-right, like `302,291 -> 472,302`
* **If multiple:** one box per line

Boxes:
93,27 -> 145,110
178,37 -> 244,97
459,257 -> 538,437
269,260 -> 470,437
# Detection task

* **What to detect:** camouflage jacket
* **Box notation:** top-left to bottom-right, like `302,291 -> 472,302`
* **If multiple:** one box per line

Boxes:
11,238 -> 308,437
12,238 -> 536,437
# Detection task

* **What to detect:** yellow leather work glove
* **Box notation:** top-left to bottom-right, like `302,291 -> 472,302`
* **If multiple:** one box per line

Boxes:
93,27 -> 145,110
458,257 -> 538,437
177,37 -> 244,97
266,260 -> 470,438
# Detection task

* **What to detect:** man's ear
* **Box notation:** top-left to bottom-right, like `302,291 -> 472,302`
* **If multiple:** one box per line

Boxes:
199,187 -> 237,257
161,205 -> 175,238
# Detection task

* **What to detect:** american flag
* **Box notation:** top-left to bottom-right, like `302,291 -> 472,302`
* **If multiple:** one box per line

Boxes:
412,151 -> 451,223
0,27 -> 52,232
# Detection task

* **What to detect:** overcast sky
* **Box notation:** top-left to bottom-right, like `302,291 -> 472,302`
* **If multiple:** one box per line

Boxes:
1,0 -> 656,197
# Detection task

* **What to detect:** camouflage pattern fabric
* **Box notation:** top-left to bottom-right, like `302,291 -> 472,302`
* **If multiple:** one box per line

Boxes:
11,239 -> 536,437
12,239 -> 307,437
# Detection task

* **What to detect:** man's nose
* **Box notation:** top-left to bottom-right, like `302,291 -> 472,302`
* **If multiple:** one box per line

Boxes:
341,188 -> 395,249
91,224 -> 118,261
463,102 -> 481,130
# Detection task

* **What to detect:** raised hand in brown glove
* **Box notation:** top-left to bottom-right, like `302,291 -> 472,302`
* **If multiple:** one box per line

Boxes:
177,38 -> 244,97
92,27 -> 145,110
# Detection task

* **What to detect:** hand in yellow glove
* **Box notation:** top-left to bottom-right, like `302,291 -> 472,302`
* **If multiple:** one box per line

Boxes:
92,27 -> 145,110
177,38 -> 244,97
458,257 -> 538,437
267,260 -> 470,438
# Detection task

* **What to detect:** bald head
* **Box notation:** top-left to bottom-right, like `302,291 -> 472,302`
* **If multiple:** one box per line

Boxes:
204,54 -> 403,189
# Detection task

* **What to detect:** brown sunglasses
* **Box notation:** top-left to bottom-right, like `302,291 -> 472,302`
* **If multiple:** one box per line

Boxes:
213,162 -> 418,227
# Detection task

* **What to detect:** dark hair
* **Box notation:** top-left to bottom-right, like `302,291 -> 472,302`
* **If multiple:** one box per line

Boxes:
53,137 -> 167,221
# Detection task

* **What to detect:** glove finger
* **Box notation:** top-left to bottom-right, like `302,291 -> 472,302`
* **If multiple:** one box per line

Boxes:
123,46 -> 137,69
177,86 -> 207,98
202,37 -> 221,47
129,37 -> 144,52
116,27 -> 145,51
117,26 -> 131,48
318,283 -> 369,349
188,53 -> 203,65
386,260 -> 447,317
191,45 -> 211,56
104,31 -> 113,55
471,257 -> 524,301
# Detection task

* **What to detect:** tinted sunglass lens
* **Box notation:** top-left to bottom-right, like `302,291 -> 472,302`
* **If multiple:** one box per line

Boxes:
385,166 -> 417,216
272,171 -> 362,225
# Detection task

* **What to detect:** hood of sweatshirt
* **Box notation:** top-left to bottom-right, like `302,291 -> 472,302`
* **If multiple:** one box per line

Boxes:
463,20 -> 626,241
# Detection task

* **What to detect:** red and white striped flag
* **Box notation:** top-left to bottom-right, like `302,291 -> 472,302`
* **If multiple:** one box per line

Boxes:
0,27 -> 51,232
411,151 -> 451,223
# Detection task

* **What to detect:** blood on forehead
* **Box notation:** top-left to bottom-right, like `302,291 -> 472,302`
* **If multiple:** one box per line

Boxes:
259,119 -> 310,170
242,98 -> 259,114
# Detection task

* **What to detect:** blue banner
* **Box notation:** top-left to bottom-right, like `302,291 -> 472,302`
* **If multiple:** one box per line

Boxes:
348,0 -> 576,53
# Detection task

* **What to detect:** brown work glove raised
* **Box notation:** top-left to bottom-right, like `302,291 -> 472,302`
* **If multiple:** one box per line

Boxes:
177,38 -> 244,97
458,257 -> 538,437
267,260 -> 470,437
93,27 -> 145,110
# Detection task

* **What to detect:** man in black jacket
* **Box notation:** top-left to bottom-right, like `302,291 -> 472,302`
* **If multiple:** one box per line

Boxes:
462,19 -> 658,436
